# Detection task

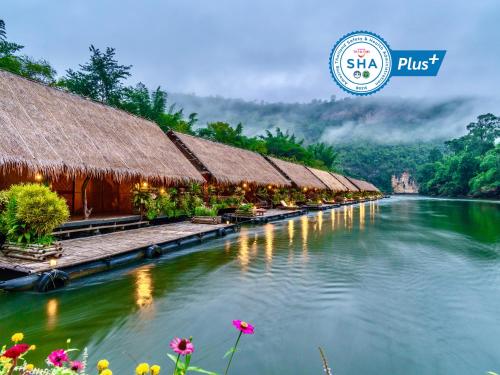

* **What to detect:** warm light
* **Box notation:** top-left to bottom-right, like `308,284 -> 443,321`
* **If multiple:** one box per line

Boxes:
46,298 -> 58,329
159,188 -> 165,194
238,228 -> 249,270
268,185 -> 272,189
135,266 -> 154,309
49,259 -> 57,268
34,173 -> 43,182
242,182 -> 248,188
142,181 -> 148,188
265,224 -> 274,265
226,220 -> 230,224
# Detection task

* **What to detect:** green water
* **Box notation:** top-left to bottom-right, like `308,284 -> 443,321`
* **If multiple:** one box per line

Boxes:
1,197 -> 499,374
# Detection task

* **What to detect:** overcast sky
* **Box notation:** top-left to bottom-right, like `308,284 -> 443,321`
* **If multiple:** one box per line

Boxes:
2,0 -> 500,102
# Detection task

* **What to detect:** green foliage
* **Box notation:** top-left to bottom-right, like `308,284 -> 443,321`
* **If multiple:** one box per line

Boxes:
336,142 -> 439,192
194,206 -> 218,217
237,203 -> 254,214
61,45 -> 131,106
417,114 -> 500,197
0,184 -> 69,245
0,19 -> 56,83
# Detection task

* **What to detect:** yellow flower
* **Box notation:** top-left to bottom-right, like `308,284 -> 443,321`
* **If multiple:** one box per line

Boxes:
11,333 -> 24,342
97,359 -> 110,371
136,363 -> 150,375
150,364 -> 161,375
25,364 -> 34,371
29,345 -> 36,351
101,370 -> 113,375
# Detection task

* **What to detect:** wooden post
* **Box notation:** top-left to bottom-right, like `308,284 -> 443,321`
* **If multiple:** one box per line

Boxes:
82,176 -> 93,220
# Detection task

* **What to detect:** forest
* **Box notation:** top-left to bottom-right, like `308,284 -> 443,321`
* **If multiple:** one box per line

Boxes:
1,19 -> 498,197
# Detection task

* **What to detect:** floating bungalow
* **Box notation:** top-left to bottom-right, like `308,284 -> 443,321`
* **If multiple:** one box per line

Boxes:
331,173 -> 360,192
265,156 -> 327,191
347,177 -> 380,193
0,70 -> 205,219
167,131 -> 291,189
307,167 -> 348,193
0,69 -> 383,291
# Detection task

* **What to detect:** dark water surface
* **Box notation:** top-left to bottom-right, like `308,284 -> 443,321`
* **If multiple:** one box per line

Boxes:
1,197 -> 499,374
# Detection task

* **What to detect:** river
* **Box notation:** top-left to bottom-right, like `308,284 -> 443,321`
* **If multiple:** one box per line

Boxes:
1,196 -> 499,374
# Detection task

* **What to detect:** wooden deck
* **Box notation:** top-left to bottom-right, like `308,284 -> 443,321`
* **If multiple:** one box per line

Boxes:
0,221 -> 234,275
223,208 -> 306,224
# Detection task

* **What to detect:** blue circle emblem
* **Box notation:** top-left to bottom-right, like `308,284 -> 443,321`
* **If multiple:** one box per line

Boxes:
329,31 -> 392,95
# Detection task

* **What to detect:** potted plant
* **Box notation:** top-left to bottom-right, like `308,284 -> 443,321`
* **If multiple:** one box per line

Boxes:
0,183 -> 69,260
191,205 -> 222,224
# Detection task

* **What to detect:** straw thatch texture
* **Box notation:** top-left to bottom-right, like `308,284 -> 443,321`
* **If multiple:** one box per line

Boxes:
330,173 -> 360,192
0,70 -> 204,183
307,167 -> 348,192
171,131 -> 291,186
267,157 -> 326,189
347,177 -> 379,192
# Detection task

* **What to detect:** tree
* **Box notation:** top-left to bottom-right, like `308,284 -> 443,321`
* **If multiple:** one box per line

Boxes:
307,142 -> 339,170
120,83 -> 166,122
0,19 -> 56,83
61,45 -> 131,106
416,114 -> 500,198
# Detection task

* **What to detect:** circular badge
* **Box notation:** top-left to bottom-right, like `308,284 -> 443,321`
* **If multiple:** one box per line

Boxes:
329,31 -> 392,95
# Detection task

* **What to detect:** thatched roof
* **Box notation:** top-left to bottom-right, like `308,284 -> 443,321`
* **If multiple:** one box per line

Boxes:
331,173 -> 360,192
267,157 -> 327,189
307,167 -> 348,192
169,131 -> 291,187
0,70 -> 204,183
347,177 -> 379,192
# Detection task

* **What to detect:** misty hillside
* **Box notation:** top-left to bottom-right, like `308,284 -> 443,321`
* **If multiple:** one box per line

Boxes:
170,94 -> 485,145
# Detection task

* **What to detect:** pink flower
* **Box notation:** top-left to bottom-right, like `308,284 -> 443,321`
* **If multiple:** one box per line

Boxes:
169,337 -> 194,355
3,344 -> 30,359
48,349 -> 68,367
232,320 -> 255,334
70,361 -> 85,372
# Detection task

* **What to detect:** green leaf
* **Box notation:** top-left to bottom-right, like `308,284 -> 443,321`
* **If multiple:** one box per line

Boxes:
223,347 -> 236,358
187,366 -> 219,375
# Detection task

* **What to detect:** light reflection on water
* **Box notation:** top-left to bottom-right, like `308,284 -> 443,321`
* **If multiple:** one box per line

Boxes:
134,266 -> 154,311
46,298 -> 58,330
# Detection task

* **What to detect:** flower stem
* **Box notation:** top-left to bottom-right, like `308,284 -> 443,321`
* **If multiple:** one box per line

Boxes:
173,353 -> 180,375
224,331 -> 242,375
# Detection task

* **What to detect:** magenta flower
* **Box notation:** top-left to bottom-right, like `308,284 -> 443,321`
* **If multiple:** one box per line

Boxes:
232,320 -> 255,334
170,337 -> 194,355
48,349 -> 68,367
70,360 -> 85,372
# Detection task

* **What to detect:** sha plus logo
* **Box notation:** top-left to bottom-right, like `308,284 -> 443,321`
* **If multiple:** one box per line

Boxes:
329,31 -> 446,96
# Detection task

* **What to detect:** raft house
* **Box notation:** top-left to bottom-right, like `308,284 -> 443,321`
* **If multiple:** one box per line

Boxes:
0,70 -> 382,291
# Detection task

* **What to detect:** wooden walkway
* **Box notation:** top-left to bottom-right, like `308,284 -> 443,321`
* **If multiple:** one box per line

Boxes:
223,208 -> 306,224
0,221 -> 234,275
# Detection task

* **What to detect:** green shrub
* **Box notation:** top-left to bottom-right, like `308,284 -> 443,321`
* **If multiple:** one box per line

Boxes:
194,206 -> 218,217
238,203 -> 254,214
0,183 -> 69,245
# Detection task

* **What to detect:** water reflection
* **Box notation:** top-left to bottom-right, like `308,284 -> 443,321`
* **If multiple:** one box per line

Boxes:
301,216 -> 309,259
46,298 -> 58,330
359,202 -> 365,230
288,219 -> 294,244
135,266 -> 154,310
238,228 -> 249,271
265,224 -> 274,266
370,201 -> 376,223
317,211 -> 323,232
